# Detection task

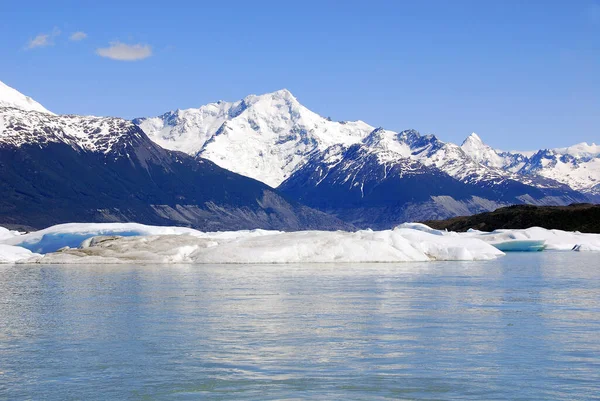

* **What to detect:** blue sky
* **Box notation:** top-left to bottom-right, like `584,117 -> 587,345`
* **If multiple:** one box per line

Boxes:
1,0 -> 598,150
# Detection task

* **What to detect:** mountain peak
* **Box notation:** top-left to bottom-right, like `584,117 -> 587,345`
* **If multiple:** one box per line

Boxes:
461,132 -> 483,146
0,80 -> 53,114
244,88 -> 297,104
271,88 -> 294,98
553,142 -> 600,158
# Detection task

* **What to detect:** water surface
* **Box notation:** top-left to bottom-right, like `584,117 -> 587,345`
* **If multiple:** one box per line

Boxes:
1,252 -> 599,400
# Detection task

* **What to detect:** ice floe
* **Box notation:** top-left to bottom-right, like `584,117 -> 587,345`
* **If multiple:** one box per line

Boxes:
0,222 -> 502,264
0,244 -> 40,264
0,226 -> 23,241
464,227 -> 600,251
1,222 -> 599,264
2,222 -> 279,254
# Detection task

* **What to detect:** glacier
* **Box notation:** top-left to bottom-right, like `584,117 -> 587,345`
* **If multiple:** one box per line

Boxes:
464,227 -> 600,251
1,222 -> 502,264
399,223 -> 600,251
1,222 -> 599,265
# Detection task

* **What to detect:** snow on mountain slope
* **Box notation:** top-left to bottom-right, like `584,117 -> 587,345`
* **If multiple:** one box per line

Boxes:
279,127 -> 586,227
0,107 -> 138,154
519,146 -> 600,194
0,80 -> 53,114
461,132 -> 522,169
134,100 -> 238,154
459,132 -> 600,195
0,101 -> 353,231
396,130 -> 529,187
135,88 -> 598,196
136,89 -> 373,187
278,137 -> 510,228
554,142 -> 600,158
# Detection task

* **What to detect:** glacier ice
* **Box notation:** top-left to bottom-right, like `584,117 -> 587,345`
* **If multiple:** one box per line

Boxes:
0,222 -> 503,264
464,227 -> 600,251
2,222 -> 599,265
0,244 -> 40,263
487,240 -> 546,252
1,222 -> 279,254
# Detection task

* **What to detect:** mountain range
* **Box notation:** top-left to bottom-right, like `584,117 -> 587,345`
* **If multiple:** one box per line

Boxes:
135,89 -> 597,227
1,80 -> 598,230
0,82 -> 349,231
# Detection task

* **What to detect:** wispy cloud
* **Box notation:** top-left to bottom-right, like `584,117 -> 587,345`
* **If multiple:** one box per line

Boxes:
69,31 -> 88,41
27,27 -> 61,49
96,41 -> 152,61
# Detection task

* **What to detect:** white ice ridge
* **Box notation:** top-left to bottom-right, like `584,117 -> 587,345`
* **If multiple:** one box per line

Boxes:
466,227 -> 600,251
399,223 -> 600,251
0,244 -> 40,263
1,222 -> 599,264
1,222 -> 279,254
0,222 -> 503,264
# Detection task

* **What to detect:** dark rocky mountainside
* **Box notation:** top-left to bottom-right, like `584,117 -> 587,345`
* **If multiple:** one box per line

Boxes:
278,140 -> 588,229
0,107 -> 351,231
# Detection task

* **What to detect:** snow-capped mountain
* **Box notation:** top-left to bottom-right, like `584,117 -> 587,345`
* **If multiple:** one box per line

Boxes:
136,90 -> 597,196
135,89 -> 373,187
0,107 -> 139,154
0,81 -> 350,231
461,133 -> 600,195
0,80 -> 53,114
278,140 -> 504,228
1,79 -> 596,230
278,128 -> 586,228
134,89 -> 595,225
394,130 -> 578,192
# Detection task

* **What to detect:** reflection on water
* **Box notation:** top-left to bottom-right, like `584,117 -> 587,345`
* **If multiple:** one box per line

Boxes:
1,253 -> 599,400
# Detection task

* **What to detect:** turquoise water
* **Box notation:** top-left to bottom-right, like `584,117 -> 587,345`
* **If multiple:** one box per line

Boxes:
1,252 -> 599,400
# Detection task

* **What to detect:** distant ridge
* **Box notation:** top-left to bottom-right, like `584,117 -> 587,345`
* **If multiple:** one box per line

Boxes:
422,204 -> 600,233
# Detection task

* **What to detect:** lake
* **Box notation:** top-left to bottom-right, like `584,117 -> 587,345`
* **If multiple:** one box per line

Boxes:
1,252 -> 599,400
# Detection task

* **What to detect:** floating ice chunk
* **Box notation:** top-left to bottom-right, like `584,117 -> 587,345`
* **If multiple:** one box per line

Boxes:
4,222 -> 600,263
1,222 -> 280,254
489,240 -> 546,252
0,226 -> 23,241
29,227 -> 504,264
0,244 -> 40,264
572,244 -> 600,252
396,223 -> 449,236
33,231 -> 425,264
466,227 -> 600,251
394,228 -> 503,260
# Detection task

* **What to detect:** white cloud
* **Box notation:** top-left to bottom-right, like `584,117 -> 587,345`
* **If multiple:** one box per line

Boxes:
27,27 -> 61,49
28,34 -> 51,48
96,41 -> 152,61
69,31 -> 88,41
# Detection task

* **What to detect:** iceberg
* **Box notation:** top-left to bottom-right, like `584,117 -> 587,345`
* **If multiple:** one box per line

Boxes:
465,227 -> 600,251
2,222 -> 280,254
0,244 -> 40,264
2,221 -> 599,265
0,222 -> 504,264
0,226 -> 22,241
397,224 -> 600,253
572,243 -> 600,252
488,240 -> 546,252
